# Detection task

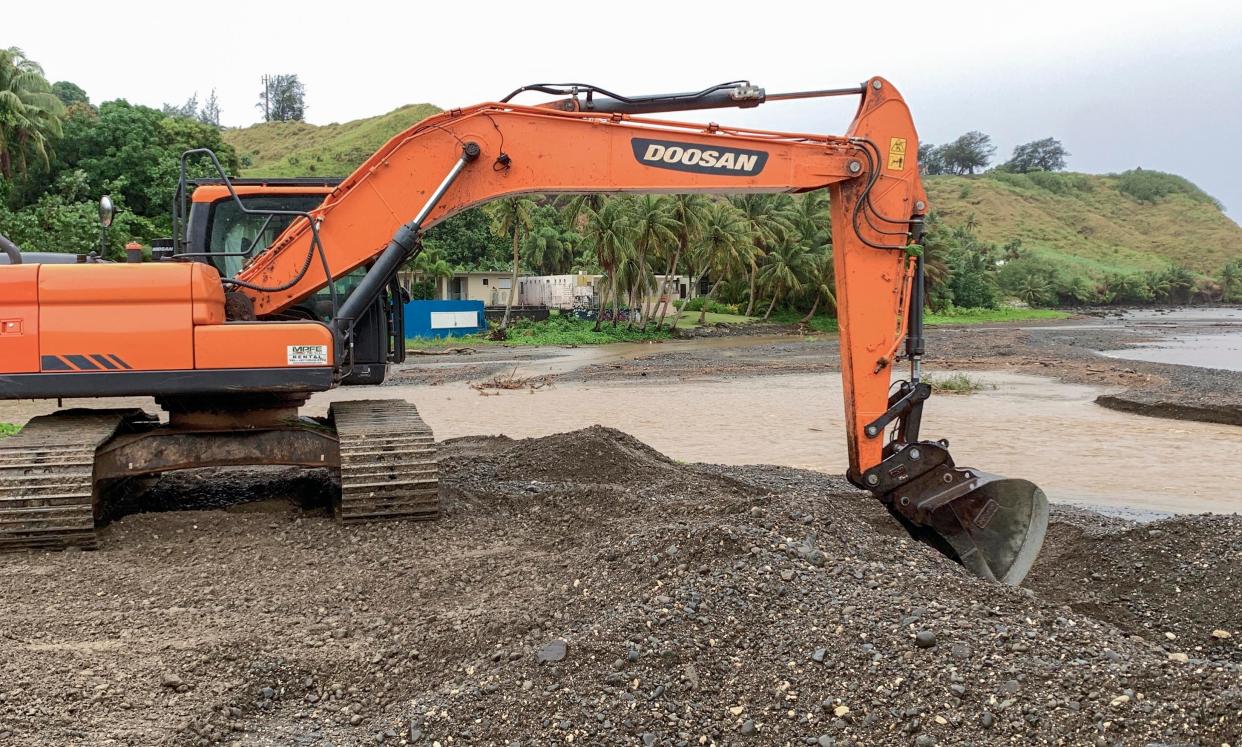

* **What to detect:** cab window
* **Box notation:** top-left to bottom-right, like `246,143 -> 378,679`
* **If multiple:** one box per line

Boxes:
206,195 -> 325,277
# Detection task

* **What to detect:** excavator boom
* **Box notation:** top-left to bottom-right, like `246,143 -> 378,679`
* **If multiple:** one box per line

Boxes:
0,76 -> 1048,582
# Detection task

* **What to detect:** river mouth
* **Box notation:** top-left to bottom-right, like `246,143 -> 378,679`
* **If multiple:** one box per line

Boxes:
1098,307 -> 1242,372
306,369 -> 1242,517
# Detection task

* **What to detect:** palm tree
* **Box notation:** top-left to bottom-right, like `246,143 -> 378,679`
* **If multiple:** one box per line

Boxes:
917,213 -> 952,293
560,194 -> 606,230
731,194 -> 797,315
1012,272 -> 1053,307
793,190 -> 831,252
486,197 -> 536,329
0,48 -> 65,179
680,201 -> 756,327
627,195 -> 679,329
756,240 -> 812,319
524,224 -> 576,275
654,193 -> 711,329
580,198 -> 635,330
799,248 -> 836,323
1221,260 -> 1242,303
407,246 -> 453,298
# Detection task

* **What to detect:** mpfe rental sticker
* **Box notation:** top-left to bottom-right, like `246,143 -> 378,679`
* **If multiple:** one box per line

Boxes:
287,344 -> 329,365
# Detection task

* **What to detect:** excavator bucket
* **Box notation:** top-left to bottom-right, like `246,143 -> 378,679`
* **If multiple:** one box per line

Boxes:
897,469 -> 1049,585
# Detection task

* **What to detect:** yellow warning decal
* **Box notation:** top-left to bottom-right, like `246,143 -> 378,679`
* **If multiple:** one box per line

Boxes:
887,137 -> 907,171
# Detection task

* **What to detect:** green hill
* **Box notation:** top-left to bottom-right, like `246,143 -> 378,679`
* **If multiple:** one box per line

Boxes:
224,105 -> 1241,276
223,103 -> 441,177
926,171 -> 1239,275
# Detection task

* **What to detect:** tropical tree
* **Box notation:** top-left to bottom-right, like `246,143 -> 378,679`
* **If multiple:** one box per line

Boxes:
1000,137 -> 1069,173
627,195 -> 679,329
1010,271 -> 1054,307
731,194 -> 797,315
0,48 -> 65,179
405,245 -> 453,299
653,193 -> 710,329
793,190 -> 831,252
523,223 -> 575,275
756,239 -> 812,319
681,201 -> 756,327
580,198 -> 635,330
799,248 -> 836,323
486,196 -> 536,329
1220,258 -> 1242,303
939,131 -> 995,175
560,194 -> 605,230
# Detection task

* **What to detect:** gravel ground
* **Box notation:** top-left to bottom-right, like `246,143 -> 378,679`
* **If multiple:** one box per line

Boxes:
1,427 -> 1237,746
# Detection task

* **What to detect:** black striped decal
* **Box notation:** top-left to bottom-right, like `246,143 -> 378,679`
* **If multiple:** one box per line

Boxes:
65,354 -> 100,370
90,354 -> 118,370
41,354 -> 134,372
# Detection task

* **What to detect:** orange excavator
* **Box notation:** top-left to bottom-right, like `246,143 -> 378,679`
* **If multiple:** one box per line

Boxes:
0,77 -> 1048,583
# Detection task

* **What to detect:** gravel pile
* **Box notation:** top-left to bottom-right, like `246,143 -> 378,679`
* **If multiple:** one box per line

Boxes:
0,428 -> 1237,746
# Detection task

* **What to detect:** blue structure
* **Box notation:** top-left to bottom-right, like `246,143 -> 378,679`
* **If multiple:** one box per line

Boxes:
403,300 -> 486,339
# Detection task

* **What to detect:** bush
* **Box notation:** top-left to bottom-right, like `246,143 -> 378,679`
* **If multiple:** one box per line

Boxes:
0,424 -> 18,438
674,298 -> 741,315
1115,169 -> 1219,207
1024,170 -> 1091,195
924,373 -> 994,395
988,170 -> 1091,196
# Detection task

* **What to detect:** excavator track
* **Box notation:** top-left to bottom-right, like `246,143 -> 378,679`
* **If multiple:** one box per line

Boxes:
0,410 -> 140,552
329,399 -> 438,524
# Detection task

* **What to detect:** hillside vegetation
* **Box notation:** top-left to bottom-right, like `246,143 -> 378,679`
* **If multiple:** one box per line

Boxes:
223,103 -> 1241,282
223,103 -> 441,177
926,171 -> 1239,275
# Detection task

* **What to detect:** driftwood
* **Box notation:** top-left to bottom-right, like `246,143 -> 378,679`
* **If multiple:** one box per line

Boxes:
406,347 -> 477,356
469,368 -> 555,395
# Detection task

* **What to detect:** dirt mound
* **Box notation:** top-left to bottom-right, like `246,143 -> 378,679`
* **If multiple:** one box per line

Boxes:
492,425 -> 678,485
0,429 -> 1237,746
1028,511 -> 1241,660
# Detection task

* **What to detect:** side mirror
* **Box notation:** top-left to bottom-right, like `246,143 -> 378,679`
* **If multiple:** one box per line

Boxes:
99,195 -> 115,228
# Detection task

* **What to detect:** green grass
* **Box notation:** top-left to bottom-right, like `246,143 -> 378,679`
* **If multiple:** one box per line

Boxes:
925,172 -> 1241,275
924,307 -> 1069,325
223,104 -> 442,177
923,373 -> 995,395
407,315 -> 673,349
678,311 -> 757,328
403,304 -> 1062,351
0,423 -> 19,438
766,309 -> 840,333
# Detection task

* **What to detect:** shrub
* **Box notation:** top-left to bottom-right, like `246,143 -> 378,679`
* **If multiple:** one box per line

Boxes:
924,373 -> 994,395
674,298 -> 741,315
1115,169 -> 1219,207
1025,170 -> 1092,196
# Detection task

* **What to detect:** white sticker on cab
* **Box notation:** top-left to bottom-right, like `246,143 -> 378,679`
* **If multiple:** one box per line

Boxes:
287,344 -> 328,366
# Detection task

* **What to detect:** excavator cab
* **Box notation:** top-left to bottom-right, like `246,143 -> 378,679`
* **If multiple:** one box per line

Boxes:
179,180 -> 405,384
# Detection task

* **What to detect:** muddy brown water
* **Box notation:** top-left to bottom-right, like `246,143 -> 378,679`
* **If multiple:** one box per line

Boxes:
300,370 -> 1241,516
2,335 -> 1239,517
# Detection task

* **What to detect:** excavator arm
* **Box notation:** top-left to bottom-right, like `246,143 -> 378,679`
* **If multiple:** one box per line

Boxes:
231,76 -> 1048,583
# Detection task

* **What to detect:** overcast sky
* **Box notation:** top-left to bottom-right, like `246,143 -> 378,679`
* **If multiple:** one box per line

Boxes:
10,1 -> 1242,218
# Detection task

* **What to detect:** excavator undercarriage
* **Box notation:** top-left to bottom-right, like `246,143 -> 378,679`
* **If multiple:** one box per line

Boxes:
0,76 -> 1049,583
0,399 -> 438,551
